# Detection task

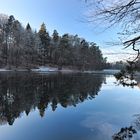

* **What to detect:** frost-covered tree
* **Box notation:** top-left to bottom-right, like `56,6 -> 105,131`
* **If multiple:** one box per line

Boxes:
0,14 -> 106,70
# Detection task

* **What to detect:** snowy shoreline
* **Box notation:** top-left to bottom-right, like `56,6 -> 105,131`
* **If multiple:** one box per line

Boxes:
32,66 -> 80,73
0,66 -> 80,73
0,67 -> 120,75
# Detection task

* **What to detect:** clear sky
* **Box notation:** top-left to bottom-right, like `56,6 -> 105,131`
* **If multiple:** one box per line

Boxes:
0,0 -> 135,62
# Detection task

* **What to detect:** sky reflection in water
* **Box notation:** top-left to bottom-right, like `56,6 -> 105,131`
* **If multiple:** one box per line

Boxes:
0,72 -> 139,140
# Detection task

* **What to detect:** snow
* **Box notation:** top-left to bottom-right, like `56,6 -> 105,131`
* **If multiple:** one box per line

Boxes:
32,66 -> 80,73
0,67 -> 120,74
0,69 -> 12,71
32,66 -> 58,72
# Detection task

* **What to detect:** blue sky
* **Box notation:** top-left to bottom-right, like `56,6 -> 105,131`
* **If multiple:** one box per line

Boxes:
0,0 -> 134,62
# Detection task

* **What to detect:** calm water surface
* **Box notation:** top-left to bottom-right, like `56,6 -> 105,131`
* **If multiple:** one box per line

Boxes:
0,72 -> 140,140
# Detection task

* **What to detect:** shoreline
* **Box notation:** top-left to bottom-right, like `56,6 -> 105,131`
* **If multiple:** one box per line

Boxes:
0,67 -> 120,75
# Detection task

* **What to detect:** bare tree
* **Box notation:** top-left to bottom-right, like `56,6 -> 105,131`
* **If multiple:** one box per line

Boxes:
85,0 -> 140,85
86,0 -> 140,61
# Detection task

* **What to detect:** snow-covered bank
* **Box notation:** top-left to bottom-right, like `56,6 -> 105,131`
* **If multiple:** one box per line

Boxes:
0,69 -> 12,72
32,67 -> 120,74
31,66 -> 80,73
0,67 -> 120,74
0,68 -> 32,72
32,66 -> 58,72
82,69 -> 120,74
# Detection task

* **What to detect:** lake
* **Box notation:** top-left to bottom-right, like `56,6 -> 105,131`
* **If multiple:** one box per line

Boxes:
0,72 -> 140,140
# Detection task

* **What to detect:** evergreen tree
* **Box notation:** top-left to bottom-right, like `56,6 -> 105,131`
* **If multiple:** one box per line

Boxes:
38,23 -> 51,64
79,39 -> 89,71
26,23 -> 31,31
57,34 -> 70,70
52,29 -> 59,43
24,23 -> 34,69
51,30 -> 60,64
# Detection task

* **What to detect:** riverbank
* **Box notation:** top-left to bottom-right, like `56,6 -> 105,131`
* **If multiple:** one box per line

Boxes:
0,66 -> 120,75
0,66 -> 80,73
32,66 -> 80,73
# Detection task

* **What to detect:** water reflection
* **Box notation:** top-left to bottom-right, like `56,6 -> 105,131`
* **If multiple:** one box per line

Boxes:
112,126 -> 137,140
112,113 -> 140,140
0,72 -> 105,126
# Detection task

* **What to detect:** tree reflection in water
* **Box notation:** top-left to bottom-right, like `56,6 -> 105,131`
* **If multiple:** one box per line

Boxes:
112,126 -> 137,140
0,72 -> 105,125
112,113 -> 140,140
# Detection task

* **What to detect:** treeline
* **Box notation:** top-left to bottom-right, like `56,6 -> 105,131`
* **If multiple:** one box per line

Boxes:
105,61 -> 127,70
0,14 -> 106,70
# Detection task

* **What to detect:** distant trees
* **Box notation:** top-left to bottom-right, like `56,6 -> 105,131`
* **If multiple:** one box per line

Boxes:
0,14 -> 106,70
105,61 -> 126,70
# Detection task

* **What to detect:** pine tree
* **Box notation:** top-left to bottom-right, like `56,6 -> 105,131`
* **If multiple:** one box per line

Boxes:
38,23 -> 51,65
57,34 -> 69,69
52,30 -> 59,43
26,23 -> 31,31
